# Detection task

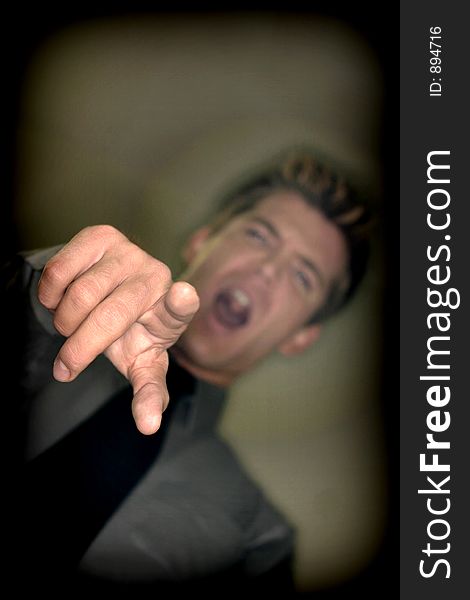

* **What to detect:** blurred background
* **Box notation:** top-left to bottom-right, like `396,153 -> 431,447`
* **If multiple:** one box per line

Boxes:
4,7 -> 397,596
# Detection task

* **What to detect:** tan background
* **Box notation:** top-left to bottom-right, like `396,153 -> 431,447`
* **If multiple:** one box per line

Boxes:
14,13 -> 387,591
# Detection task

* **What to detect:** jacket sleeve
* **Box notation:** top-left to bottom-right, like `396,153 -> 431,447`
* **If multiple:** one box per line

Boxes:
1,247 -> 65,424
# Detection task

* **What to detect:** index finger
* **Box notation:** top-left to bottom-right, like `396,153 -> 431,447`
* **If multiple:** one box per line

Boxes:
129,350 -> 170,435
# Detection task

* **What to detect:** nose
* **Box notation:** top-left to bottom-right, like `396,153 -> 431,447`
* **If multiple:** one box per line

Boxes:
257,251 -> 285,285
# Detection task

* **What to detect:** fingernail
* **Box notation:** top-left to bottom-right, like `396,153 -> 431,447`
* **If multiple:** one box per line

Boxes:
53,358 -> 71,381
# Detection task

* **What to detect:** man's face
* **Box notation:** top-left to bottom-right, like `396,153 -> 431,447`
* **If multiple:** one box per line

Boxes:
175,191 -> 348,384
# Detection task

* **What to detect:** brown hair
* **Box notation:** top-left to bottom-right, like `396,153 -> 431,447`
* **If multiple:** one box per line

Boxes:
211,153 -> 373,324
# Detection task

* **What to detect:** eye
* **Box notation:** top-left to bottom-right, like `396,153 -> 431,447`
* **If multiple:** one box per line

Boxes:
245,227 -> 268,245
294,269 -> 312,291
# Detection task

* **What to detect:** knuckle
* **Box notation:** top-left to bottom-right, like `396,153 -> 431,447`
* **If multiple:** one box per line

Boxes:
52,312 -> 70,337
101,253 -> 121,274
157,262 -> 172,282
81,224 -> 127,249
148,262 -> 172,293
138,263 -> 172,306
93,298 -> 130,334
67,278 -> 102,311
59,340 -> 84,372
144,253 -> 170,277
88,224 -> 121,240
38,261 -> 66,304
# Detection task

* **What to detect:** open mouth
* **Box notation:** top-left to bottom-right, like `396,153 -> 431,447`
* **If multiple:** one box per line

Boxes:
212,288 -> 252,329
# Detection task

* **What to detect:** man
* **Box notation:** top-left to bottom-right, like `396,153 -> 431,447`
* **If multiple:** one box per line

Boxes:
5,153 -> 371,594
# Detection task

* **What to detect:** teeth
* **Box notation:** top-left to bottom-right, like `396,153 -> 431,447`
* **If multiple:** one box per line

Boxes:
232,289 -> 250,307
